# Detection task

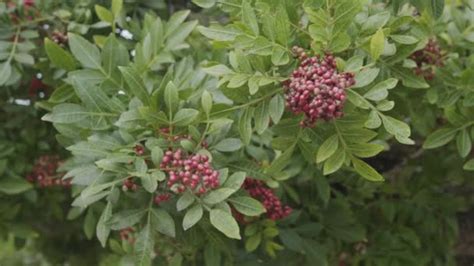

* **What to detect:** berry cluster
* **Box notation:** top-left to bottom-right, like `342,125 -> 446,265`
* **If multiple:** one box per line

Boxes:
122,177 -> 138,192
134,145 -> 145,156
410,39 -> 444,80
119,227 -> 135,244
154,193 -> 171,205
26,155 -> 71,188
160,149 -> 219,195
28,77 -> 48,98
242,178 -> 292,221
7,0 -> 38,24
51,31 -> 68,46
23,0 -> 35,7
284,47 -> 355,127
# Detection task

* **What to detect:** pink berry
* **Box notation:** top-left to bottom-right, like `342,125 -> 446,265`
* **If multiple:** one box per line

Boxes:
241,178 -> 292,221
160,148 -> 220,195
284,48 -> 355,127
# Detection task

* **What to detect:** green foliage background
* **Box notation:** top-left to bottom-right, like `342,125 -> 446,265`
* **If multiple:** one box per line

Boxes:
1,0 -> 474,265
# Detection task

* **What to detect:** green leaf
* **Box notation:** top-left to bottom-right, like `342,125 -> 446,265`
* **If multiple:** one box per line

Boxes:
71,191 -> 109,208
430,0 -> 445,18
183,204 -> 203,230
151,147 -> 163,166
96,201 -> 112,247
170,253 -> 183,266
68,33 -> 101,69
14,53 -> 34,65
316,134 -> 339,163
323,148 -> 345,175
381,115 -> 414,145
166,10 -> 191,37
345,55 -> 365,72
71,78 -> 111,112
315,174 -> 330,204
202,64 -> 234,76
390,35 -> 418,44
135,223 -> 155,266
364,78 -> 398,101
164,81 -> 179,114
0,62 -> 12,86
151,209 -> 175,237
102,36 -> 129,74
254,101 -> 270,134
227,73 -> 249,88
352,158 -> 384,181
173,109 -> 199,126
197,24 -> 240,41
95,5 -> 113,23
151,171 -> 165,182
229,196 -> 265,216
348,143 -> 384,158
215,138 -> 242,152
361,11 -> 390,33
203,188 -> 236,205
192,0 -> 217,8
141,174 -> 157,193
177,192 -> 195,211
456,129 -> 471,158
44,38 -> 76,70
239,108 -> 254,145
223,172 -> 246,191
392,68 -> 429,89
271,46 -> 289,66
242,0 -> 259,35
365,110 -> 382,129
423,128 -> 458,149
464,159 -> 474,171
202,90 -> 213,115
267,145 -> 295,175
166,20 -> 198,50
119,66 -> 150,105
370,28 -> 385,60
245,234 -> 262,252
353,68 -> 380,88
112,0 -> 123,16
0,178 -> 33,195
275,5 -> 291,45
210,209 -> 241,239
269,95 -> 285,124
84,209 -> 96,239
204,244 -> 221,266
109,209 -> 146,230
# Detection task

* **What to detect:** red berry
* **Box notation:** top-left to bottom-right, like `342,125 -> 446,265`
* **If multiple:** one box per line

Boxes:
160,148 -> 219,195
134,145 -> 145,156
285,48 -> 355,127
241,178 -> 292,221
154,193 -> 171,205
410,38 -> 444,80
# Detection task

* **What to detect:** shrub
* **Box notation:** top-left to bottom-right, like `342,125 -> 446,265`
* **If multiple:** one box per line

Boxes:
0,0 -> 473,265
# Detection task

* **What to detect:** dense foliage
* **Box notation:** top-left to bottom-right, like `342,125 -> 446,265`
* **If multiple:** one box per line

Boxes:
1,0 -> 474,265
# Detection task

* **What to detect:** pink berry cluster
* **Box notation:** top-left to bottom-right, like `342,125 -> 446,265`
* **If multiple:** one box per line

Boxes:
160,149 -> 219,195
284,47 -> 355,127
154,193 -> 171,205
410,38 -> 444,80
26,155 -> 71,188
51,31 -> 68,47
122,177 -> 138,191
134,144 -> 145,156
242,178 -> 292,221
120,227 -> 135,244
